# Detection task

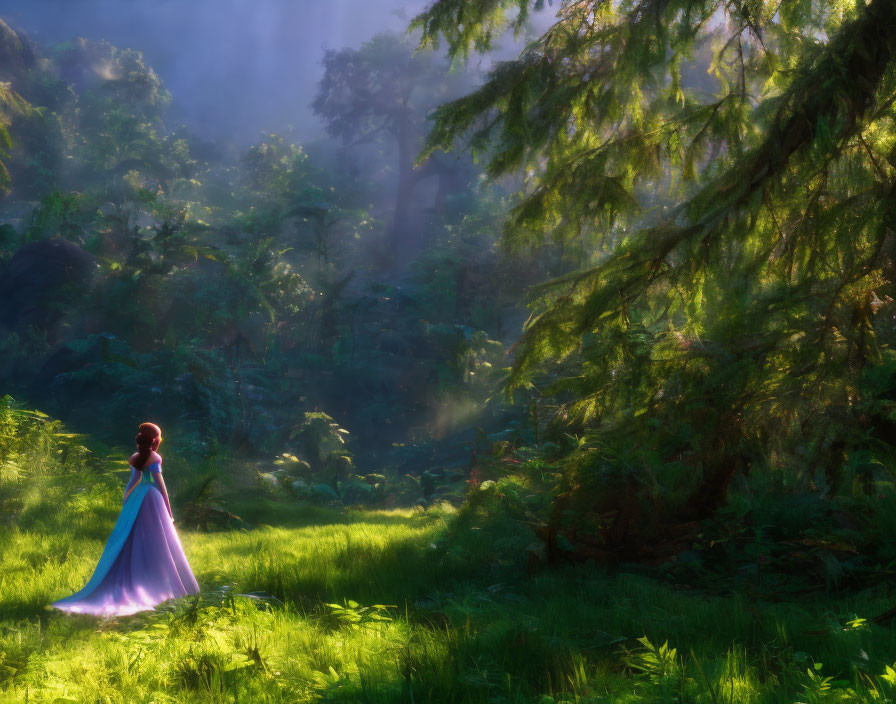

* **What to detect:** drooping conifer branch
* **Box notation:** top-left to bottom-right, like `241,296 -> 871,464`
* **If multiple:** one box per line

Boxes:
513,0 -> 896,380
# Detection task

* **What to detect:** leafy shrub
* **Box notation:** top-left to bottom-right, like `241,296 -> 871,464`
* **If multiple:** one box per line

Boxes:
0,394 -> 96,483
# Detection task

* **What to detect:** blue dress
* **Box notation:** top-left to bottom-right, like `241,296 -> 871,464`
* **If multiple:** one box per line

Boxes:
52,461 -> 200,616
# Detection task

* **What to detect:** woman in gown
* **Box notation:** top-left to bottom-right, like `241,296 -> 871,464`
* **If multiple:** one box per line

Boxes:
52,422 -> 200,616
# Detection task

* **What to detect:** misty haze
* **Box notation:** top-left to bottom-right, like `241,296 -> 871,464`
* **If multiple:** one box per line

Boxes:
1,0 -> 894,701
5,0 -> 436,141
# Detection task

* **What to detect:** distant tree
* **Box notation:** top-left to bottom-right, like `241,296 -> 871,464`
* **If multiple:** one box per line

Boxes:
312,32 -> 476,264
0,18 -> 36,85
0,82 -> 35,195
54,39 -> 196,195
0,19 -> 48,196
241,134 -> 309,201
55,39 -> 170,121
234,134 -> 374,287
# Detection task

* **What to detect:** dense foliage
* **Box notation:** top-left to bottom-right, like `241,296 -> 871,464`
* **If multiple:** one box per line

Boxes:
410,0 -> 896,556
0,21 -> 546,480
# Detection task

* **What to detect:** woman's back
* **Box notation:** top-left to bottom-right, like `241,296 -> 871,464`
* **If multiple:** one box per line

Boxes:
51,423 -> 199,616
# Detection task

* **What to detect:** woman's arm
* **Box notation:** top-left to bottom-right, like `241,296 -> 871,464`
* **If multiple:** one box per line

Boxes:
123,467 -> 139,503
153,471 -> 174,520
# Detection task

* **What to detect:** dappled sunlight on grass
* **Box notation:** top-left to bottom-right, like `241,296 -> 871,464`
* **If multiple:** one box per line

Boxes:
6,477 -> 896,702
186,507 -> 453,605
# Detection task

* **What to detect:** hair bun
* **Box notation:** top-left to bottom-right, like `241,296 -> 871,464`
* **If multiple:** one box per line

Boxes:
135,422 -> 162,467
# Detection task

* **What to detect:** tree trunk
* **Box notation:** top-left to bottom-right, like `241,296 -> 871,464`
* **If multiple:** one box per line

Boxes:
390,108 -> 418,267
681,411 -> 746,521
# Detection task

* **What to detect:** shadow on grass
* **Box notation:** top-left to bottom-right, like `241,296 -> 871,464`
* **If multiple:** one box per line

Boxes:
188,496 -> 896,703
221,499 -> 437,529
196,530 -> 467,609
189,499 -> 512,612
0,600 -> 53,622
13,477 -> 122,543
0,597 -> 107,628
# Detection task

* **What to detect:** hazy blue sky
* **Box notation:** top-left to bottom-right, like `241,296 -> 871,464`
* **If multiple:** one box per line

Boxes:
3,1 -> 551,144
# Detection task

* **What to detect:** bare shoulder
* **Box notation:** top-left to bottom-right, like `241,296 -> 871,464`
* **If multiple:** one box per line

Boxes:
129,451 -> 163,469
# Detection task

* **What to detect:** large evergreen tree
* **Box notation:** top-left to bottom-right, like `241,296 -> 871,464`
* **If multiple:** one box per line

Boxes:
412,0 -> 896,548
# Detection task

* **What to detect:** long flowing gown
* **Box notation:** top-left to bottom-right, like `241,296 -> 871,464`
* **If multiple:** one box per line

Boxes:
51,461 -> 200,616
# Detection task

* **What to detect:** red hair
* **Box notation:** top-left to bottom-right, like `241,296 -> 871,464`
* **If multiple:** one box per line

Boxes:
135,422 -> 162,468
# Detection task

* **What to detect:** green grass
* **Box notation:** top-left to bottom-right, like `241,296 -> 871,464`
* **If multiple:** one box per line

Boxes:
5,478 -> 896,704
5,405 -> 896,701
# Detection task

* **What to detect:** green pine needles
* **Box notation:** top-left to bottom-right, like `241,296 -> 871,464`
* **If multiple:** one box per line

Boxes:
413,0 -> 896,514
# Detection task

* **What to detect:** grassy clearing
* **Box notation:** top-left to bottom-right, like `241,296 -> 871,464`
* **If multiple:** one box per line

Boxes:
4,405 -> 896,702
5,479 -> 896,703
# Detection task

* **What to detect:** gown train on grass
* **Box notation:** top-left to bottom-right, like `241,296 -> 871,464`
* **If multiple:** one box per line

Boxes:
52,461 -> 200,617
